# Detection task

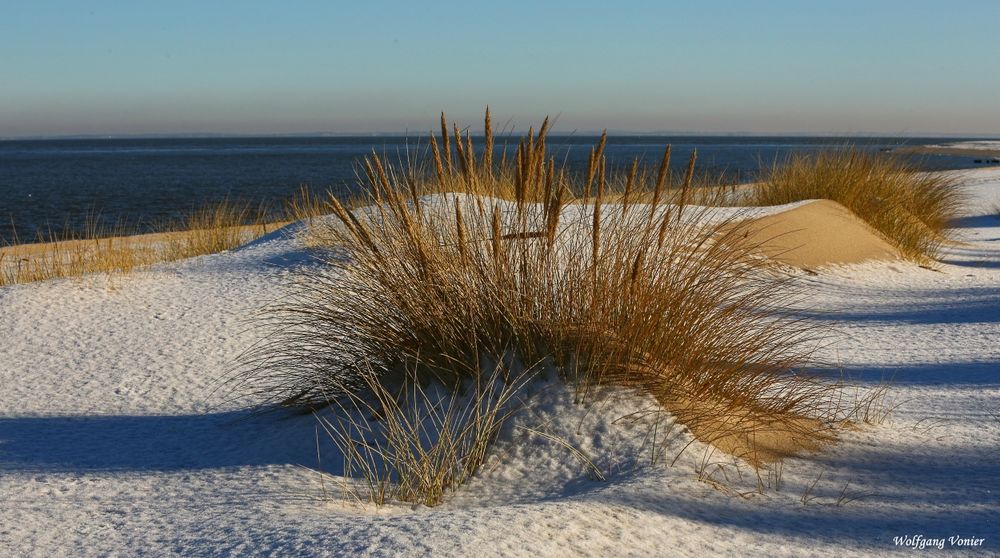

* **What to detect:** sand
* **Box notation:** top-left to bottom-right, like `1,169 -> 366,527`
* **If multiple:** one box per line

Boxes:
737,199 -> 901,269
665,394 -> 834,467
1,169 -> 999,556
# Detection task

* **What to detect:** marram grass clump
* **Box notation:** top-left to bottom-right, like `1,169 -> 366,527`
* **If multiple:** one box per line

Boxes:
240,111 -> 882,505
749,149 -> 963,262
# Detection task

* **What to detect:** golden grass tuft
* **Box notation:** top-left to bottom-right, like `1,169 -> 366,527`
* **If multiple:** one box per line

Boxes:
239,112 -> 880,504
748,149 -> 964,262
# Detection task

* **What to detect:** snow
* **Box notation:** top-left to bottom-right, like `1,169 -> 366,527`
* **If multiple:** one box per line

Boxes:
1,170 -> 999,556
925,140 -> 1000,152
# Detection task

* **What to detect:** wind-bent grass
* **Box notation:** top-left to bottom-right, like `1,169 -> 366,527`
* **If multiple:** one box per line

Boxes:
240,111 -> 876,505
748,149 -> 964,262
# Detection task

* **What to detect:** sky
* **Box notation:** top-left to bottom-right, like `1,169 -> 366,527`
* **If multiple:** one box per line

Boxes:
2,0 -> 999,138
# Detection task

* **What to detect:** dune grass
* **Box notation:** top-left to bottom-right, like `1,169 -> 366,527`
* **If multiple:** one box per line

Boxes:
0,217 -> 150,286
748,149 -> 963,262
160,200 -> 271,261
282,185 -> 335,226
0,199 -> 295,287
318,358 -> 537,506
240,111 -> 875,505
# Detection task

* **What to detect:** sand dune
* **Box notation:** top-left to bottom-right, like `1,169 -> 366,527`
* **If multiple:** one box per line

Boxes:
1,169 -> 999,556
739,199 -> 901,269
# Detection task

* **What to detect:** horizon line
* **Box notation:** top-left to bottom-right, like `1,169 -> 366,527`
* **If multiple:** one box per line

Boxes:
3,130 -> 999,141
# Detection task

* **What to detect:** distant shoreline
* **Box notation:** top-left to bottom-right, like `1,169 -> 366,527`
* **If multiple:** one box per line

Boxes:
896,145 -> 1000,159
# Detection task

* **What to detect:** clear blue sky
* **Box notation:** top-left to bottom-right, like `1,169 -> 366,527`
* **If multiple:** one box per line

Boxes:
2,0 -> 999,137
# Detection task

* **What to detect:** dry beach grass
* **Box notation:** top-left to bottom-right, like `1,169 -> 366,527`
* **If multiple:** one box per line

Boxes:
748,149 -> 964,262
0,195 -> 331,286
238,111 -> 884,505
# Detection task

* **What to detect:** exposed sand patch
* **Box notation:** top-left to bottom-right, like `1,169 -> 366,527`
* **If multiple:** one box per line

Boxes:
662,393 -> 834,467
622,360 -> 836,467
737,199 -> 901,269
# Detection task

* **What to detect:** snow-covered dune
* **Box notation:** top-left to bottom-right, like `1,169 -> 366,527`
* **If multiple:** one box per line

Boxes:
1,171 -> 998,557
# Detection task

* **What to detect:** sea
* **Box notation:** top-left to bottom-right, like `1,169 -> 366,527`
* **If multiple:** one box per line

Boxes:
0,135 -> 988,245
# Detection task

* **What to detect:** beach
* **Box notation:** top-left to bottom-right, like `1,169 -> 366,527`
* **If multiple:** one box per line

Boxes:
0,167 -> 997,556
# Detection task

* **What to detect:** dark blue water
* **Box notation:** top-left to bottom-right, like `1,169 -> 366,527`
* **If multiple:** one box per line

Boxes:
0,135 -> 985,244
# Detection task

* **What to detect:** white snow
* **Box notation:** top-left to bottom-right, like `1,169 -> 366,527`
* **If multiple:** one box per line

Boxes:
925,140 -> 1000,152
1,170 -> 999,556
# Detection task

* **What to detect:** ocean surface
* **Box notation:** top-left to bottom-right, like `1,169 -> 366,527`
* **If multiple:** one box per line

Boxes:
0,135 -> 986,244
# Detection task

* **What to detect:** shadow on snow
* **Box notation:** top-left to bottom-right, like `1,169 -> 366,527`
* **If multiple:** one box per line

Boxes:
0,408 -> 343,474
